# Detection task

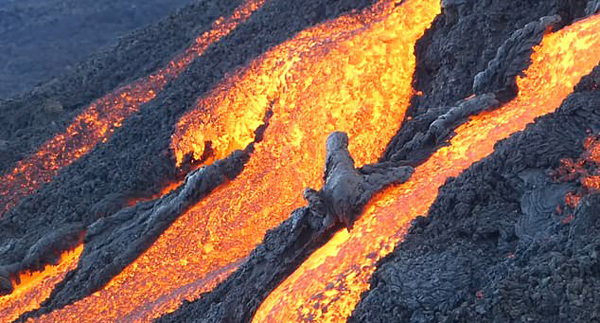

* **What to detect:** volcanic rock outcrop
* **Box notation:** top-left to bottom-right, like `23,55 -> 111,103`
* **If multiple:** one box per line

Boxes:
303,132 -> 414,230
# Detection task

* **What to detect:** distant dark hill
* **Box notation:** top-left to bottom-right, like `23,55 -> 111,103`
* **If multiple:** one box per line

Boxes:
0,0 -> 191,98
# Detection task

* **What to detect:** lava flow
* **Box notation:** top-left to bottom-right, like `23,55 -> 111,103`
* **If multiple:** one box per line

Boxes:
0,0 -> 265,217
30,0 -> 438,321
0,245 -> 83,323
253,14 -> 600,323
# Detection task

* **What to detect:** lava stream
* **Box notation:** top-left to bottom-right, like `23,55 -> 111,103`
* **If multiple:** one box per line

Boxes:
0,245 -> 83,323
253,14 -> 600,323
31,0 -> 436,321
0,0 -> 265,217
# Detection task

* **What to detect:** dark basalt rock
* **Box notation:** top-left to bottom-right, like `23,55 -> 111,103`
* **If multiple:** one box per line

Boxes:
0,0 -> 379,307
0,223 -> 84,297
304,132 -> 413,230
382,0 -> 580,164
0,0 -> 192,99
0,0 -> 247,173
350,65 -> 600,323
14,149 -> 251,322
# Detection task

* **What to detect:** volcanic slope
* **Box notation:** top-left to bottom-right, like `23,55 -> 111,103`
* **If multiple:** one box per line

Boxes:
1,0 -> 599,323
18,0 -> 423,321
155,1 -> 597,323
0,0 -> 379,293
351,65 -> 600,323
0,0 -> 248,173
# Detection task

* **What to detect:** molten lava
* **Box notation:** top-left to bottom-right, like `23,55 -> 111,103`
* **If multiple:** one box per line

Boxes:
0,0 -> 266,217
253,14 -> 600,323
0,245 -> 83,323
30,0 -> 435,321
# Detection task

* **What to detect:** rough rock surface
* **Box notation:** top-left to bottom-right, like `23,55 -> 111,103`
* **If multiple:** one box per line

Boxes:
350,66 -> 600,323
0,0 -> 379,314
13,149 -> 250,321
382,0 -> 586,164
304,132 -> 413,230
0,0 -> 246,173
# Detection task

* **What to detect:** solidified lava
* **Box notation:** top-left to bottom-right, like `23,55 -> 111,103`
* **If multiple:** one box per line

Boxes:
1,0 -> 600,323
0,0 -> 266,218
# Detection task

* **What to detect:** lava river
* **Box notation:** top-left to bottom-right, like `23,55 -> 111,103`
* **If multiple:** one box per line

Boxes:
26,0 -> 439,322
253,13 -> 600,323
0,246 -> 83,323
0,1 -> 264,321
0,0 -> 265,217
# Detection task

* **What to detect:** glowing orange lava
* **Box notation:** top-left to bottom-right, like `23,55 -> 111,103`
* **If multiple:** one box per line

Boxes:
554,133 -> 600,208
0,0 -> 266,217
30,0 -> 435,321
0,245 -> 83,323
253,14 -> 600,323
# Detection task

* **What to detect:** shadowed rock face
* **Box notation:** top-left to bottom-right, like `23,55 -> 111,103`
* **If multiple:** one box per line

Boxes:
0,267 -> 12,295
381,0 -> 576,164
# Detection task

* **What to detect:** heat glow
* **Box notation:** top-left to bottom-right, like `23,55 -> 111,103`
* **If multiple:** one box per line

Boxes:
30,0 -> 437,321
0,245 -> 83,323
555,133 -> 600,208
253,14 -> 600,323
0,0 -> 265,217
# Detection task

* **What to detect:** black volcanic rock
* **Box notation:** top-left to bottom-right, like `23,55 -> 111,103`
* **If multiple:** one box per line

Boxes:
304,132 -> 413,230
381,0 -> 586,164
0,0 -> 192,99
0,0 -> 373,316
0,0 -> 247,174
350,65 -> 600,323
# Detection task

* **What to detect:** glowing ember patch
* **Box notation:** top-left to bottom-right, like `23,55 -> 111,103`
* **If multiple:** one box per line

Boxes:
0,0 -> 266,217
565,191 -> 582,208
30,0 -> 429,321
555,133 -> 600,207
253,14 -> 600,323
0,245 -> 83,323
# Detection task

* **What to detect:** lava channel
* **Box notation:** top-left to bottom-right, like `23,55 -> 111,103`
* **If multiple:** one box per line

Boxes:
0,0 -> 266,217
29,0 -> 438,321
0,245 -> 83,323
253,13 -> 600,323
